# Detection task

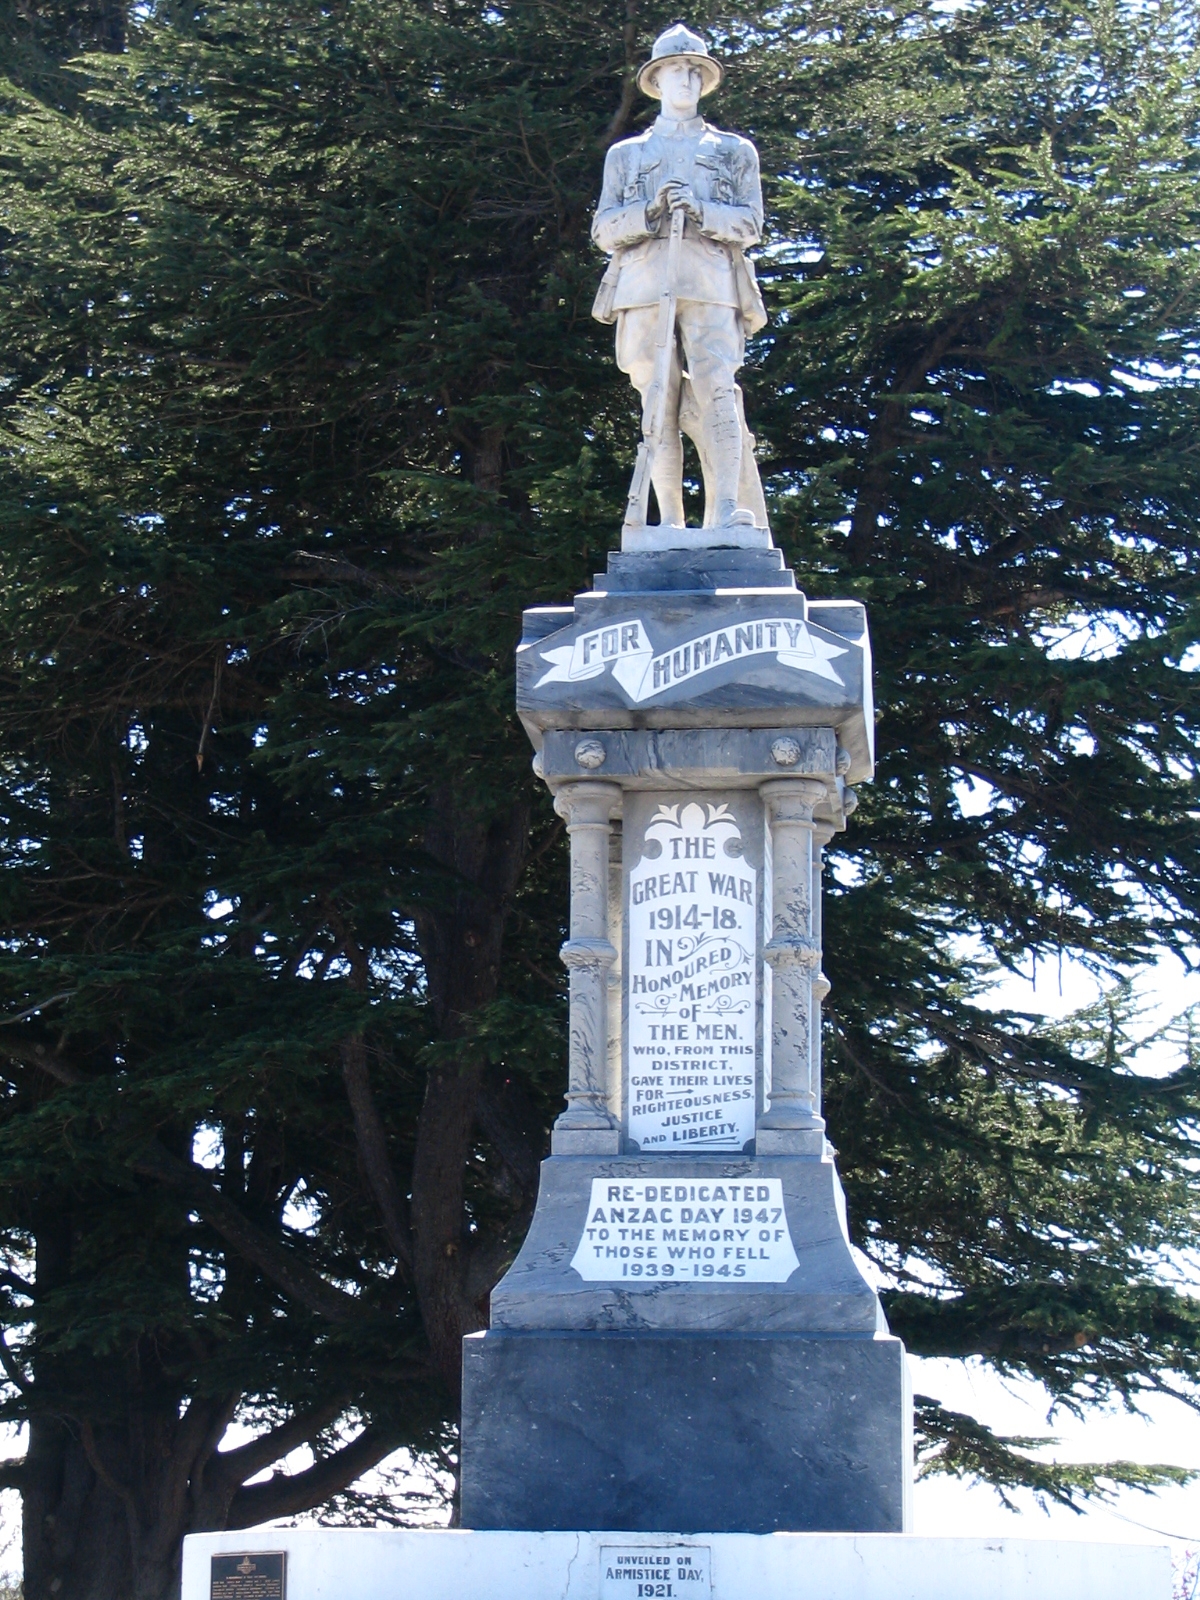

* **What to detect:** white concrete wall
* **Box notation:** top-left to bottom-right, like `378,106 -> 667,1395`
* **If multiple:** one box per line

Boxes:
182,1526 -> 1170,1600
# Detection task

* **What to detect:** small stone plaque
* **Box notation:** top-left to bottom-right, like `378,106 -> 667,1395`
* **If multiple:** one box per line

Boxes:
210,1552 -> 285,1600
600,1545 -> 712,1598
572,1177 -> 799,1283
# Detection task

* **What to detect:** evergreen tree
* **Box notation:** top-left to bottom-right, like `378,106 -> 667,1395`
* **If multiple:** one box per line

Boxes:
0,2 -> 1196,1596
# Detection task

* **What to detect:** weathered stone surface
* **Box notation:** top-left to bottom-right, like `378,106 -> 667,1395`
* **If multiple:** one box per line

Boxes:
460,1330 -> 911,1533
488,1156 -> 883,1335
539,727 -> 838,789
519,599 -> 863,717
621,521 -> 774,553
552,783 -> 623,1154
551,1127 -> 623,1155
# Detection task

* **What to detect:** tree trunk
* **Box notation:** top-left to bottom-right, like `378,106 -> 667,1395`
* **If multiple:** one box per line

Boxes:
22,1419 -> 135,1600
21,1211 -> 239,1600
410,789 -> 531,1392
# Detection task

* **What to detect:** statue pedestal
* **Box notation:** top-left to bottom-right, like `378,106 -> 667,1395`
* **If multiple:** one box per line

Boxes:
468,543 -> 906,1535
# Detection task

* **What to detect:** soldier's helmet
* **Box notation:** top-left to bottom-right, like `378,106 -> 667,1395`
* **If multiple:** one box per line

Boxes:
637,22 -> 724,99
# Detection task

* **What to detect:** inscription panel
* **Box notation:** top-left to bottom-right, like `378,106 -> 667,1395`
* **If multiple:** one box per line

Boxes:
210,1553 -> 285,1600
600,1545 -> 712,1599
626,799 -> 757,1151
570,1177 -> 799,1283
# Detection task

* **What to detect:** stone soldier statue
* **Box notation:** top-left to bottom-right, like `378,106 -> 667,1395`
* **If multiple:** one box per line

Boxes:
592,23 -> 770,536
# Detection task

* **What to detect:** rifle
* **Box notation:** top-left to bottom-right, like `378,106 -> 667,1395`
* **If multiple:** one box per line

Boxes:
623,205 -> 685,535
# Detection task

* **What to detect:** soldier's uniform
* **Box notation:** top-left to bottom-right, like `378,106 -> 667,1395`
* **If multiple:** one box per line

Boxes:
591,29 -> 769,529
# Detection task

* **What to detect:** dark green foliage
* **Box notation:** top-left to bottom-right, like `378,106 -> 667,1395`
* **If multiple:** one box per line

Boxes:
915,1394 -> 1193,1511
0,0 -> 1197,1595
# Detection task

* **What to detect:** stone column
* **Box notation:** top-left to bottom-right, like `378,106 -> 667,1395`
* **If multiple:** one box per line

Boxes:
809,816 -> 836,1123
552,781 -> 622,1154
606,818 -> 624,1127
757,777 -> 829,1155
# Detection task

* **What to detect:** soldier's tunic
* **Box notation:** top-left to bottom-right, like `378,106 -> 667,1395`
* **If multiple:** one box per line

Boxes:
591,115 -> 767,332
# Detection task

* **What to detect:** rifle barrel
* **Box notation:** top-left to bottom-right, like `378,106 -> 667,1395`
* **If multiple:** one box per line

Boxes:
625,207 -> 686,532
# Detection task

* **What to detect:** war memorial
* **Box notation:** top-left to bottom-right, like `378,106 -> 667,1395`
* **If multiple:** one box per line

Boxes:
184,26 -> 1170,1600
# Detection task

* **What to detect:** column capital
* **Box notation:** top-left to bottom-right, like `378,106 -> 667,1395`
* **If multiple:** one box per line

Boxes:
759,776 -> 830,823
553,780 -> 623,827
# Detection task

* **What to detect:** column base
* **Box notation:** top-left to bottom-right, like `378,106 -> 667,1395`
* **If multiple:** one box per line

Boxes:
550,1125 -> 622,1155
488,1154 -> 884,1334
755,1126 -> 827,1155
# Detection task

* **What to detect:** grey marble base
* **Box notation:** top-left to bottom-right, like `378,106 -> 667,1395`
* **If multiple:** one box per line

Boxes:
539,726 -> 838,790
597,547 -> 794,593
516,579 -> 875,785
460,1330 -> 911,1534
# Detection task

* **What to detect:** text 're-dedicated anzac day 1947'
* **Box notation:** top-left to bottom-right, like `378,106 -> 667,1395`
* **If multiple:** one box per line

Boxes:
571,1178 -> 799,1283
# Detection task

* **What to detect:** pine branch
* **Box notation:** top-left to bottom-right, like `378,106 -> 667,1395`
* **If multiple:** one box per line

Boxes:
0,991 -> 76,1027
340,1037 -> 414,1279
599,0 -> 642,148
0,1038 -> 86,1086
132,1144 -> 364,1326
205,1398 -> 349,1492
224,1428 -> 403,1528
0,1335 -> 30,1394
915,1395 -> 1196,1510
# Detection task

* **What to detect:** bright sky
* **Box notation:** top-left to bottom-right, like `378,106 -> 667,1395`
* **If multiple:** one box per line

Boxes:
911,1351 -> 1200,1550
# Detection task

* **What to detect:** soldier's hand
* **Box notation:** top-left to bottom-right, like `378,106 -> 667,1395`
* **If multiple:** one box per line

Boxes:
665,181 -> 703,224
646,180 -> 674,229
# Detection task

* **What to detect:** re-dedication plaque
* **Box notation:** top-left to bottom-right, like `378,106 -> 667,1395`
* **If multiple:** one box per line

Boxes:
627,802 -> 756,1151
600,1545 -> 712,1598
210,1552 -> 285,1600
571,1177 -> 799,1282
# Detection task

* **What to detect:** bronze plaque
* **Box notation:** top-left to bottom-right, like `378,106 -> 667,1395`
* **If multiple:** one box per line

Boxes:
210,1552 -> 286,1600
